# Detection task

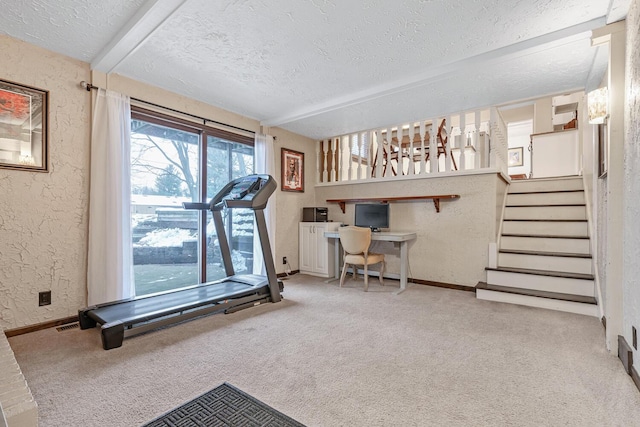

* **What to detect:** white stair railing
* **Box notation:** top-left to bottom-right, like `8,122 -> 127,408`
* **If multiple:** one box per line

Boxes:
318,107 -> 500,184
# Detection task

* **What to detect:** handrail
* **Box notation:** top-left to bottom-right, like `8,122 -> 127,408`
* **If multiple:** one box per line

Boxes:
326,194 -> 459,213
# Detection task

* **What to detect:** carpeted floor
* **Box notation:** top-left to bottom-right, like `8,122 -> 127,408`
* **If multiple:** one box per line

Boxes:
8,274 -> 640,426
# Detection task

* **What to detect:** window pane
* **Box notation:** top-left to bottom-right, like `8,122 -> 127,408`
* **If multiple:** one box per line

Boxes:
205,136 -> 255,281
131,119 -> 200,296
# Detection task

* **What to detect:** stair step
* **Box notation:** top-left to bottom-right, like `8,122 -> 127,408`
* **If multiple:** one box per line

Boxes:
499,249 -> 591,258
501,233 -> 589,239
502,220 -> 588,237
485,267 -> 595,297
506,191 -> 584,206
509,177 -> 583,193
476,282 -> 596,304
498,252 -> 592,274
476,282 -> 598,317
504,205 -> 586,220
500,235 -> 590,254
486,266 -> 594,280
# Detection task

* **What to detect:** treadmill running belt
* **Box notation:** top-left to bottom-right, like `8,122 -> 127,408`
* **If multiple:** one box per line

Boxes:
88,279 -> 266,326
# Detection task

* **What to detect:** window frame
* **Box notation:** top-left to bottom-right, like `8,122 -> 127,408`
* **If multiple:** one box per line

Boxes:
130,106 -> 255,290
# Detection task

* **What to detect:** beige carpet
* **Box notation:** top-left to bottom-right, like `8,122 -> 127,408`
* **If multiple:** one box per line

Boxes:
8,274 -> 640,426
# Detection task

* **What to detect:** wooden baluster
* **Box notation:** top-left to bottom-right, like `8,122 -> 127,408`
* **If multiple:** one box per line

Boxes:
339,136 -> 346,181
329,138 -> 336,181
375,129 -> 383,178
458,113 -> 466,171
408,123 -> 415,175
384,129 -> 393,178
322,141 -> 329,182
396,125 -> 404,175
317,140 -> 321,183
366,131 -> 373,179
348,134 -> 354,181
483,123 -> 491,169
357,132 -> 364,180
355,133 -> 361,180
443,116 -> 452,172
429,119 -> 438,173
474,111 -> 481,169
419,121 -> 426,174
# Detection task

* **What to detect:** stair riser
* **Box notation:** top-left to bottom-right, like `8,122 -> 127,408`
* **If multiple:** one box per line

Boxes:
509,178 -> 583,193
476,289 -> 599,317
499,253 -> 592,274
500,236 -> 590,254
504,206 -> 586,220
502,221 -> 588,236
507,192 -> 584,206
486,270 -> 595,297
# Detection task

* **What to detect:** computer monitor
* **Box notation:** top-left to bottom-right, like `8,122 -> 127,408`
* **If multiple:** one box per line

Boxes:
354,203 -> 389,232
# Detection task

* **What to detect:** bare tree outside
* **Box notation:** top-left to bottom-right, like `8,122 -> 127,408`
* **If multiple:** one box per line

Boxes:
130,117 -> 255,296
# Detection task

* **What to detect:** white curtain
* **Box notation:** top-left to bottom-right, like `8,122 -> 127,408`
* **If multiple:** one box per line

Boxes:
253,134 -> 276,275
87,89 -> 134,305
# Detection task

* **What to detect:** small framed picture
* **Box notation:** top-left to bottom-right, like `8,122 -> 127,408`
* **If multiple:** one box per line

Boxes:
281,147 -> 304,192
0,79 -> 49,172
508,147 -> 523,167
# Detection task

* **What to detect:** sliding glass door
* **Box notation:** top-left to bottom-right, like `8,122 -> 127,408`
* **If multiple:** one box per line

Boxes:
130,108 -> 254,296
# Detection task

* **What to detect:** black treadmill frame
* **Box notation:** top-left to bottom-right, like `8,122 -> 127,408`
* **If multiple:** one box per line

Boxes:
78,174 -> 282,350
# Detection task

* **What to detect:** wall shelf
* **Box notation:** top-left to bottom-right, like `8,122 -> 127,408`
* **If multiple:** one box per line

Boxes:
326,195 -> 460,213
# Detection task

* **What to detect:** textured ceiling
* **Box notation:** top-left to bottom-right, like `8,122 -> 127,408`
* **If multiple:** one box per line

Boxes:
0,0 -> 630,140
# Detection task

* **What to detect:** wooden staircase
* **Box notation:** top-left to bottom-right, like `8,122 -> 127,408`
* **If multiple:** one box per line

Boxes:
476,176 -> 598,316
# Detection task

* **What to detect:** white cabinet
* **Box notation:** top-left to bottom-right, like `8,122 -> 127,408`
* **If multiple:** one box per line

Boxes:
299,222 -> 340,277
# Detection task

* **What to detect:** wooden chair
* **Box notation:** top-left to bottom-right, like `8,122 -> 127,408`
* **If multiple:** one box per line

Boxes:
338,226 -> 385,291
371,119 -> 457,177
405,119 -> 457,172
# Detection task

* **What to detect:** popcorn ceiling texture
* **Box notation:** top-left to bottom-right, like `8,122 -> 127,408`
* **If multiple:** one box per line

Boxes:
0,0 -> 145,62
0,35 -> 91,330
623,0 -> 640,356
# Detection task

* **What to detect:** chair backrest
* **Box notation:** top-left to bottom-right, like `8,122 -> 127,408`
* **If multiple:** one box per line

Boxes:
338,226 -> 372,255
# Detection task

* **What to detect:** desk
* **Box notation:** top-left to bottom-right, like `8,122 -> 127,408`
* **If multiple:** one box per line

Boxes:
324,230 -> 417,294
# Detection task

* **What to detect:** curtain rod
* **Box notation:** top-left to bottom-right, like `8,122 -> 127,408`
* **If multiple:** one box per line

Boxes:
80,81 -> 255,135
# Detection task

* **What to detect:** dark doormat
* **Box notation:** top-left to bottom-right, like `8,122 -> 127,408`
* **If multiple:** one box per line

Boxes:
141,382 -> 305,427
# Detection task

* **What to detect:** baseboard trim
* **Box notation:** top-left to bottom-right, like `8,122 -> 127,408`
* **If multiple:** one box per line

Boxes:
4,315 -> 79,338
409,278 -> 475,293
5,275 -> 300,337
632,365 -> 640,393
278,270 -> 299,278
618,335 -> 634,375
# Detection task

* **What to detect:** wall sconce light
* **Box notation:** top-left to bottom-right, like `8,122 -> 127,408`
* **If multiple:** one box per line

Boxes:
588,86 -> 609,124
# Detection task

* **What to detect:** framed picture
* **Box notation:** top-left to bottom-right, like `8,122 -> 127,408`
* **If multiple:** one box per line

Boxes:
281,147 -> 304,192
508,147 -> 523,167
0,79 -> 48,172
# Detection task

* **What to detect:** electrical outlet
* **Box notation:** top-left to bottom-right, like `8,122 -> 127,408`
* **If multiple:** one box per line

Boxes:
283,256 -> 287,265
633,326 -> 637,350
39,291 -> 51,306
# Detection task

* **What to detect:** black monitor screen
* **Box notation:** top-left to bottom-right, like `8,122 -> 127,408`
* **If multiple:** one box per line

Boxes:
354,203 -> 389,231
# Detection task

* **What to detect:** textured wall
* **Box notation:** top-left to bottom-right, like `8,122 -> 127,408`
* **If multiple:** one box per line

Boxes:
0,35 -> 91,330
623,0 -> 640,359
315,173 -> 500,287
268,127 -> 317,273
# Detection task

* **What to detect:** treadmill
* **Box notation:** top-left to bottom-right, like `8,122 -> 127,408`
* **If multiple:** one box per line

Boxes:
79,174 -> 282,350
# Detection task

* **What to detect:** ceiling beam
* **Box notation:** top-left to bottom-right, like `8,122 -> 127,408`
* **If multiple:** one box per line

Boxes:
261,17 -> 606,128
91,0 -> 189,73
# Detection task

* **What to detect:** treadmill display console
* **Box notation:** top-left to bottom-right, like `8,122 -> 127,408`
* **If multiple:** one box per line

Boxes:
228,176 -> 261,200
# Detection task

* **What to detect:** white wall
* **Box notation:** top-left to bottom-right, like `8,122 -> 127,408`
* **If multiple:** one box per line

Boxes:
315,173 -> 504,287
623,0 -> 640,363
269,127 -> 317,271
0,35 -> 91,330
